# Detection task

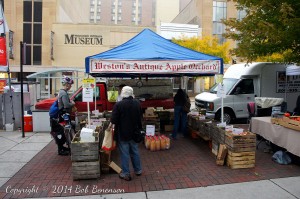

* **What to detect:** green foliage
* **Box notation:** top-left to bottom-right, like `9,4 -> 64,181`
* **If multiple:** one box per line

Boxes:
172,36 -> 231,64
223,0 -> 300,64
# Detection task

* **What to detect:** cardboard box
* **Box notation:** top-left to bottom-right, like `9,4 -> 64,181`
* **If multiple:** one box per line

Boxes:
164,125 -> 174,132
109,161 -> 122,174
145,107 -> 156,116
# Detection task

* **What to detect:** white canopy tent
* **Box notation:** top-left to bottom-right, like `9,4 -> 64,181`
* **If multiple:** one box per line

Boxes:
26,68 -> 85,100
285,65 -> 300,109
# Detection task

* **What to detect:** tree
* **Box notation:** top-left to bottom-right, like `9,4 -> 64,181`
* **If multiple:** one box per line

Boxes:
223,0 -> 300,64
172,36 -> 231,64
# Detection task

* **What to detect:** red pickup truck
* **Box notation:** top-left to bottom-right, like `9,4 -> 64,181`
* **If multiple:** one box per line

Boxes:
35,81 -> 174,112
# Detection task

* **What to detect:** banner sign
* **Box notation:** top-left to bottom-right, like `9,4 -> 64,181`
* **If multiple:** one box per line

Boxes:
276,71 -> 300,93
89,59 -> 221,74
0,36 -> 7,66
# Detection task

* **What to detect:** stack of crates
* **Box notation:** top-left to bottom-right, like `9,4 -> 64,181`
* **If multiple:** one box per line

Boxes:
71,133 -> 100,180
225,131 -> 256,169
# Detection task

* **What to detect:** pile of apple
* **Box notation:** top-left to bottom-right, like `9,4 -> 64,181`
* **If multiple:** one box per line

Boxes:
284,112 -> 300,121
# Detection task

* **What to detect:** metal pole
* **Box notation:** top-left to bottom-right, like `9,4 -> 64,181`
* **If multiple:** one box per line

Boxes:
20,41 -> 25,137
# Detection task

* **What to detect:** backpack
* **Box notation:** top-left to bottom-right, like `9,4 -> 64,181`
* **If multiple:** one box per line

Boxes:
49,100 -> 62,119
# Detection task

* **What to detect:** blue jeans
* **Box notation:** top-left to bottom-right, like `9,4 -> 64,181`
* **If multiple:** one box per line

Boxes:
118,139 -> 142,176
173,105 -> 188,138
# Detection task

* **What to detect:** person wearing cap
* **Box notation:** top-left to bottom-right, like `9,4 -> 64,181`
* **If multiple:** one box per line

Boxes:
51,76 -> 75,156
111,86 -> 143,181
58,76 -> 75,114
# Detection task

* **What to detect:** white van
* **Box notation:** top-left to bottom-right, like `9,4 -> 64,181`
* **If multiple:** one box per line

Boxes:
195,62 -> 299,123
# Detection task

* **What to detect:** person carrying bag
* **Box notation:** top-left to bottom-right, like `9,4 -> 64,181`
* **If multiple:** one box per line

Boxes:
111,86 -> 143,181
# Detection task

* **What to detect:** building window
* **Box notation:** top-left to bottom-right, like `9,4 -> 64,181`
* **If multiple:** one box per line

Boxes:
90,0 -> 102,23
213,1 -> 227,44
23,0 -> 42,65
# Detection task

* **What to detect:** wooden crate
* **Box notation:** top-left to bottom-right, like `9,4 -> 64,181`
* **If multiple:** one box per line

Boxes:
210,125 -> 225,144
198,119 -> 213,139
281,117 -> 300,131
71,133 -> 99,162
225,131 -> 256,152
188,127 -> 210,141
211,140 -> 219,156
142,120 -> 160,133
72,161 -> 100,180
155,110 -> 171,121
226,150 -> 255,169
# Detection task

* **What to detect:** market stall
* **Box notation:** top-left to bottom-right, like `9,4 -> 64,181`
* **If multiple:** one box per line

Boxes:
249,64 -> 300,158
251,116 -> 300,157
71,29 -> 226,180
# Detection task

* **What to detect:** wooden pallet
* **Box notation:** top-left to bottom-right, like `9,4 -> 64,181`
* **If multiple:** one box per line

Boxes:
226,151 -> 255,169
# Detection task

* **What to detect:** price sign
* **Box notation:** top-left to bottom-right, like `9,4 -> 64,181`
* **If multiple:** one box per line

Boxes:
217,83 -> 226,98
82,78 -> 95,88
83,87 -> 93,102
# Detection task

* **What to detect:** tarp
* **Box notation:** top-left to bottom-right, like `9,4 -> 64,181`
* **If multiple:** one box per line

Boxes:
85,29 -> 223,77
286,65 -> 300,76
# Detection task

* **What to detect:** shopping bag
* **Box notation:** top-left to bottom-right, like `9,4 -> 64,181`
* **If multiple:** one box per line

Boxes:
102,123 -> 116,151
107,87 -> 118,102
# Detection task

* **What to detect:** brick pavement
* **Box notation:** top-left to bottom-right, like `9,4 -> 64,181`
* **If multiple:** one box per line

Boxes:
1,135 -> 300,198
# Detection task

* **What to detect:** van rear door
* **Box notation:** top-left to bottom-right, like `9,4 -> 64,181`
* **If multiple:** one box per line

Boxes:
230,79 -> 255,118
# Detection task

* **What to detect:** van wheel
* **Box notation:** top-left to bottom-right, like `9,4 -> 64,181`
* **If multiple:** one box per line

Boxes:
215,109 -> 235,124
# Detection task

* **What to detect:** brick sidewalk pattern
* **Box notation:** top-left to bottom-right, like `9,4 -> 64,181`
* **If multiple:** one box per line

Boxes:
1,136 -> 300,198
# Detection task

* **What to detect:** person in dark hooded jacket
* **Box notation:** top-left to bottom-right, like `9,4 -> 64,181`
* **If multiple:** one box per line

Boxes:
171,88 -> 189,139
111,86 -> 143,181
